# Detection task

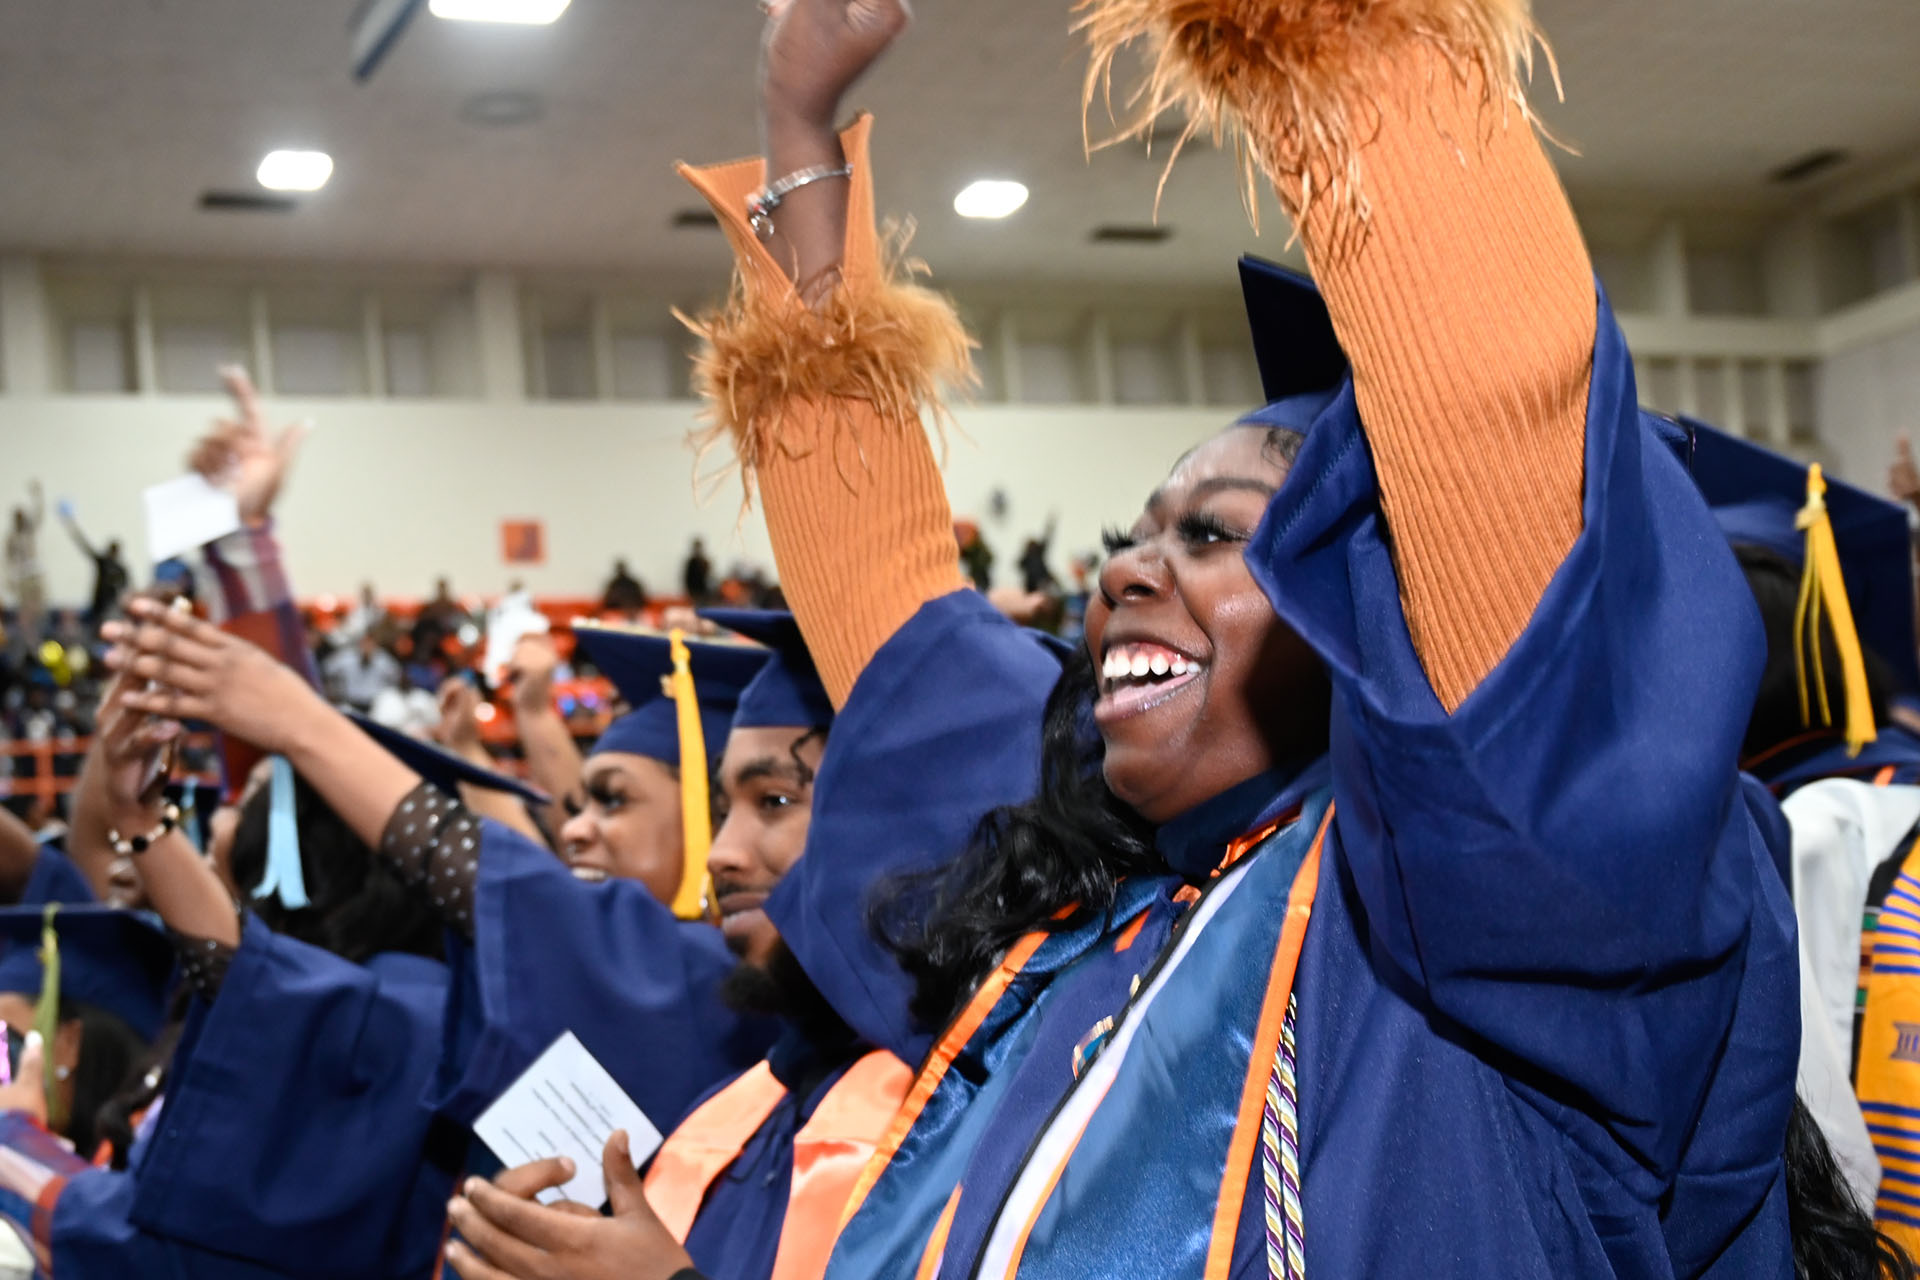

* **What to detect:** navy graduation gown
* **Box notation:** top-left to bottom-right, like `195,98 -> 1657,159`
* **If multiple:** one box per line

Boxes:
827,288 -> 1797,1278
768,589 -> 1066,1065
672,1035 -> 865,1280
50,915 -> 458,1278
1234,286 -> 1796,1277
1757,724 -> 1920,797
428,820 -> 778,1137
19,845 -> 94,907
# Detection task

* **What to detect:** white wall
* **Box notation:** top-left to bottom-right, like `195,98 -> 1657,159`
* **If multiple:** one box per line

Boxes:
1818,328 -> 1920,486
1815,280 -> 1920,485
0,397 -> 1231,606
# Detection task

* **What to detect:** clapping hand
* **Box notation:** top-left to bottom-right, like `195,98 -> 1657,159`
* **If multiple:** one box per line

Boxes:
445,1131 -> 693,1280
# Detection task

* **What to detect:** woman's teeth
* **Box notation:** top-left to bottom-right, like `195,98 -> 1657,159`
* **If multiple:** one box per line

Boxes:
1101,644 -> 1200,690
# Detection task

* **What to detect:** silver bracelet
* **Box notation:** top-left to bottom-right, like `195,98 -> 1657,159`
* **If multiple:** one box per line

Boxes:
747,163 -> 854,239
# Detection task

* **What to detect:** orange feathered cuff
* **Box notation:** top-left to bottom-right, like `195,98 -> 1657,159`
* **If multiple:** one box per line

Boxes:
676,116 -> 976,503
1076,0 -> 1546,230
676,117 -> 974,707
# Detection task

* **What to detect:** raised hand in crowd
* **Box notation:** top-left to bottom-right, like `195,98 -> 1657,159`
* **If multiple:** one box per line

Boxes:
435,677 -> 491,761
445,1131 -> 691,1280
102,597 -> 416,852
759,0 -> 911,291
104,602 -> 315,761
90,669 -> 239,945
505,634 -> 584,828
189,366 -> 311,527
438,675 -> 547,844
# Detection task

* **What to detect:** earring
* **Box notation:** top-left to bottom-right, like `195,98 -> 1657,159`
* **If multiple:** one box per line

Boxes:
53,1065 -> 71,1082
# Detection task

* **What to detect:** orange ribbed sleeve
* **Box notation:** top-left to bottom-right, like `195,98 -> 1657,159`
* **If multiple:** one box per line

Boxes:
1082,1 -> 1593,711
679,117 -> 972,709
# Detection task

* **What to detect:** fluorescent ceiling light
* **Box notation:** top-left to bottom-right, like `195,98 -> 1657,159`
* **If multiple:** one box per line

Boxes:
954,180 -> 1029,220
430,0 -> 572,24
256,150 -> 334,193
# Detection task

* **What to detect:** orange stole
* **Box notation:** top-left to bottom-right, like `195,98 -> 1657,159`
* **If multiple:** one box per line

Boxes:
644,1049 -> 913,1280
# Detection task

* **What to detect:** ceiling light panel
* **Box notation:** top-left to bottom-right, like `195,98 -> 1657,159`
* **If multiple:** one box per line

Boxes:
256,150 -> 334,193
954,180 -> 1029,220
429,0 -> 572,24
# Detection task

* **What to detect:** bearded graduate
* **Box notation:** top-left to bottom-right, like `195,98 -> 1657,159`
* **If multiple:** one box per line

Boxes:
443,611 -> 915,1280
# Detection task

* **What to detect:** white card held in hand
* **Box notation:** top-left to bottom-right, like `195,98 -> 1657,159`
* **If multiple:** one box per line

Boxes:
472,1032 -> 662,1208
142,474 -> 241,564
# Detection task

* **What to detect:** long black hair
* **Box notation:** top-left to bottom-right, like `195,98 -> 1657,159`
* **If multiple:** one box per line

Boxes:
62,997 -> 148,1160
90,993 -> 186,1171
874,651 -> 1160,1029
1737,544 -> 1899,764
1787,1095 -> 1916,1279
227,771 -> 444,966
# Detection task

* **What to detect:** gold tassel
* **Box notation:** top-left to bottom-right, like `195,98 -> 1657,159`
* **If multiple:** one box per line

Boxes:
1794,464 -> 1877,757
34,903 -> 63,1131
667,631 -> 713,921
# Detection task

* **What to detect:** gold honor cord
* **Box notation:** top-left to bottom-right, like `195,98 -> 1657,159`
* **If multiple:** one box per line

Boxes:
1794,464 -> 1878,757
34,903 -> 63,1131
668,630 -> 714,921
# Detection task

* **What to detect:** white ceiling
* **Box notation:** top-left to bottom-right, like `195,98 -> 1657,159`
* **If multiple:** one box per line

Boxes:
3,0 -> 1918,290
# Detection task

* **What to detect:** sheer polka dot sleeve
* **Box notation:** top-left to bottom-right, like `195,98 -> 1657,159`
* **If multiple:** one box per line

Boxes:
379,781 -> 483,941
171,923 -> 240,1000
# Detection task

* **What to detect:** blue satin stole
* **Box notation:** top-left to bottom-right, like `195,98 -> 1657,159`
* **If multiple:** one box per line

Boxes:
968,789 -> 1331,1279
823,873 -> 1176,1280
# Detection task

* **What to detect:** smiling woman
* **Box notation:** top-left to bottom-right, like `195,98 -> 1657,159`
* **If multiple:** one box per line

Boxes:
664,0 -> 1832,1274
1088,426 -> 1328,822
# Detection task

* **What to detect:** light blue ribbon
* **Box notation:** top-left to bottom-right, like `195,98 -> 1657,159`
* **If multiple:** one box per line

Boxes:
252,756 -> 309,910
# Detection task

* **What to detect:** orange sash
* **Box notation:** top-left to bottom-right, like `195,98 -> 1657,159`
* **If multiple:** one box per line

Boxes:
644,1050 -> 913,1280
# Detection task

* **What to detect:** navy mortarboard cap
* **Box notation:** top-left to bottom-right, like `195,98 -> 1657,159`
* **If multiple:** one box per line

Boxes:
1691,421 -> 1920,699
1236,256 -> 1348,430
571,625 -> 767,766
347,713 -> 549,807
571,625 -> 769,921
698,609 -> 835,730
0,905 -> 174,1042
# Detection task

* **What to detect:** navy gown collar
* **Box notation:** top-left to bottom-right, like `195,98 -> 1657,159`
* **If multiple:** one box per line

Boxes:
1153,756 -> 1331,880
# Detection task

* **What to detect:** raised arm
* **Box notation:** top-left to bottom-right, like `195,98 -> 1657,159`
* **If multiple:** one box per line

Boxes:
1085,0 -> 1593,711
58,508 -> 95,561
106,601 -> 415,862
437,675 -> 549,845
0,806 -> 41,905
678,0 -> 969,707
504,634 -> 584,822
87,680 -> 240,946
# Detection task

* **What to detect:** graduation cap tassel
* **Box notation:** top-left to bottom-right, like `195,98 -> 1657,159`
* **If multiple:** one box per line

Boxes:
34,903 -> 65,1132
253,756 -> 310,911
667,631 -> 713,922
1795,464 -> 1878,757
